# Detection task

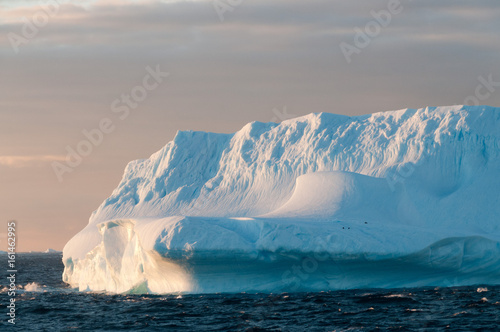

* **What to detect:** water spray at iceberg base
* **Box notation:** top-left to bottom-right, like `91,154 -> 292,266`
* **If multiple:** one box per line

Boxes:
63,105 -> 500,294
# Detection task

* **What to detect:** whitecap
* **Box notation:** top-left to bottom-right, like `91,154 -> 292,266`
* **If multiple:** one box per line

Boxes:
24,282 -> 44,292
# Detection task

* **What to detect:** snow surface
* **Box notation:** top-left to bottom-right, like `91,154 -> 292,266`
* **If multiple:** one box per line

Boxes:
63,105 -> 500,294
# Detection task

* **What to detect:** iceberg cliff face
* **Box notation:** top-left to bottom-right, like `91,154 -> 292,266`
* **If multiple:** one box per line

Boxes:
63,105 -> 500,293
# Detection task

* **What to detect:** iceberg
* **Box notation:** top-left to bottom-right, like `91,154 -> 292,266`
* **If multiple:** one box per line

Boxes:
44,249 -> 62,254
63,105 -> 500,293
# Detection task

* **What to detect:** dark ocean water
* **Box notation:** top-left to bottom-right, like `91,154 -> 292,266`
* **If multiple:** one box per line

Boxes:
0,253 -> 499,331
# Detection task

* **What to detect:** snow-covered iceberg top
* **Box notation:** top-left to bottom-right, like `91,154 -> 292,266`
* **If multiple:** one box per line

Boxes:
63,105 -> 500,294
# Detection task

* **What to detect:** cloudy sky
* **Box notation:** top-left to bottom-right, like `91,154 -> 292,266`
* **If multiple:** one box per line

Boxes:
1,0 -> 499,251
